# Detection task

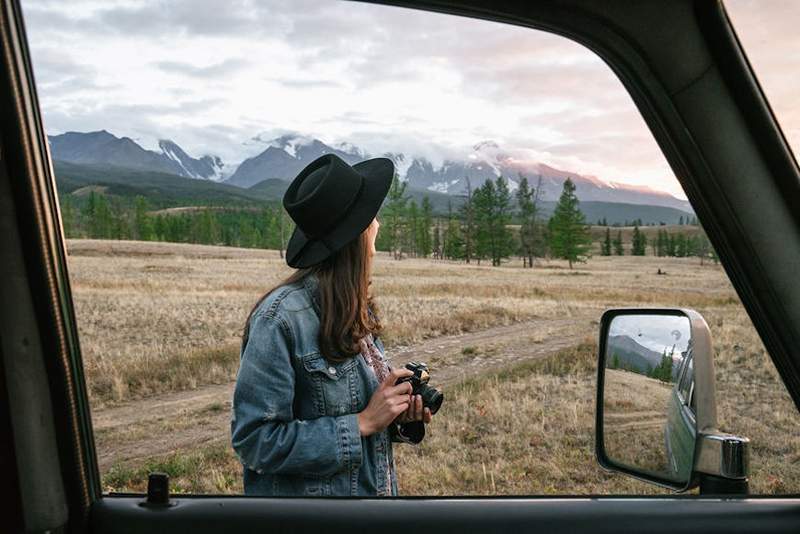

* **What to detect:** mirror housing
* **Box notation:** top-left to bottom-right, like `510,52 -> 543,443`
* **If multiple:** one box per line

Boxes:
595,308 -> 750,493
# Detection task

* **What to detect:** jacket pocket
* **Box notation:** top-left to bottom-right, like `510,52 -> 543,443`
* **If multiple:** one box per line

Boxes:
301,352 -> 360,416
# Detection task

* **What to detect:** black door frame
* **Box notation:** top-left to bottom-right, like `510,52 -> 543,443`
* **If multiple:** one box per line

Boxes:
2,1 -> 799,533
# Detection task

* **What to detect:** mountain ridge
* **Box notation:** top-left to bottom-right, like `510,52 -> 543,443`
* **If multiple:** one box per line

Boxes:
48,130 -> 227,182
47,129 -> 692,213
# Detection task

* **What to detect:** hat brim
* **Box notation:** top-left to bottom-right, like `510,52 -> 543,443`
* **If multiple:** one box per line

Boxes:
285,157 -> 393,268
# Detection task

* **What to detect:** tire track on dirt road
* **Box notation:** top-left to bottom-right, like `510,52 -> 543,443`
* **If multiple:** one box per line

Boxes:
93,313 -> 598,471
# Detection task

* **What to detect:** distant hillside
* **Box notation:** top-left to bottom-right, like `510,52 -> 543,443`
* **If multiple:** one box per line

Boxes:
246,178 -> 289,200
246,176 -> 455,213
570,201 -> 692,226
48,129 -> 694,218
607,335 -> 664,374
48,130 -> 226,181
53,161 -> 260,208
52,159 -> 693,225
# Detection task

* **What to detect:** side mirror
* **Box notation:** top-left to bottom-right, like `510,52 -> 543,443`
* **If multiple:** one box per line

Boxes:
595,308 -> 750,494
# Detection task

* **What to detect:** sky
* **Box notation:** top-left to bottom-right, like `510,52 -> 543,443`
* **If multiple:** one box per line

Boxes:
19,0 -> 798,199
609,315 -> 691,356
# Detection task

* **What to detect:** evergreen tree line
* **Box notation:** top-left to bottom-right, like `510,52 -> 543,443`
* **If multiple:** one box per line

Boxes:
62,180 -> 716,268
599,226 -> 718,263
595,214 -> 699,227
378,175 -> 593,268
608,349 -> 674,383
60,192 -> 292,254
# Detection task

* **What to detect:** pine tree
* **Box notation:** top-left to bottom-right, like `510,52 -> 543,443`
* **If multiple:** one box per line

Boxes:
86,192 -> 112,239
613,230 -> 624,256
133,196 -> 154,241
656,229 -> 667,257
277,207 -> 292,258
651,352 -> 675,382
675,233 -> 688,257
601,227 -> 612,256
517,175 -> 541,267
696,229 -> 713,265
432,219 -> 442,260
631,225 -> 647,256
419,196 -> 433,258
444,214 -> 464,260
472,180 -> 493,265
382,175 -> 409,259
459,178 -> 475,263
492,176 -> 515,266
547,178 -> 592,268
408,200 -> 419,257
473,177 -> 514,266
667,233 -> 677,256
61,195 -> 76,237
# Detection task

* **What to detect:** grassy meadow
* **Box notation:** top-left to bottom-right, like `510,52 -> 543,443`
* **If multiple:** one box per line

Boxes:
65,238 -> 800,495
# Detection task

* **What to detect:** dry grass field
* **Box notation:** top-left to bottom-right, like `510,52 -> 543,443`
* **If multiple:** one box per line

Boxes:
604,369 -> 673,477
65,239 -> 800,495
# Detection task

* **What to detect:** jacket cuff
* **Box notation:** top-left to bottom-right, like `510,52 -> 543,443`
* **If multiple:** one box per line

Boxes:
337,414 -> 363,470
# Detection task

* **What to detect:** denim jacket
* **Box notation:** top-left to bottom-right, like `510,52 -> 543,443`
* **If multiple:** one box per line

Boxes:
231,273 -> 419,496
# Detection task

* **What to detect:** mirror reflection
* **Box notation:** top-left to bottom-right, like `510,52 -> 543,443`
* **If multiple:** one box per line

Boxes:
603,313 -> 694,483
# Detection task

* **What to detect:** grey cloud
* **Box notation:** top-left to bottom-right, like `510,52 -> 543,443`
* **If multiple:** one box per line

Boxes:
95,0 -> 279,38
27,46 -> 122,101
270,78 -> 344,89
154,58 -> 250,78
27,0 -> 796,190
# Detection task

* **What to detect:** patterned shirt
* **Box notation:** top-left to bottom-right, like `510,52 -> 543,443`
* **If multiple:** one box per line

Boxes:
358,332 -> 394,495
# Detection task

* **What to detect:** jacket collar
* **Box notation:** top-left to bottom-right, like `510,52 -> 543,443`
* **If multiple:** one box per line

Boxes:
302,272 -> 321,315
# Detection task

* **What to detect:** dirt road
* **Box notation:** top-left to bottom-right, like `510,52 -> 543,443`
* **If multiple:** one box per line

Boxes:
93,314 -> 597,471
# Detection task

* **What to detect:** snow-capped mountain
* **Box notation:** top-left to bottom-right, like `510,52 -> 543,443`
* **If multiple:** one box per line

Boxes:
398,140 -> 689,211
224,133 -> 691,211
225,134 -> 364,188
47,130 -> 226,181
46,129 -> 691,212
158,140 -> 226,181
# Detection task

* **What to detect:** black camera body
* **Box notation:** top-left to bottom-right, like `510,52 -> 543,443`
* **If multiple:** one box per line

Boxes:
396,361 -> 444,414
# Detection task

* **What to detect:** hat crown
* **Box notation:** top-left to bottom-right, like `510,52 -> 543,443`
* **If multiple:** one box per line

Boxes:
296,165 -> 326,199
283,154 -> 365,239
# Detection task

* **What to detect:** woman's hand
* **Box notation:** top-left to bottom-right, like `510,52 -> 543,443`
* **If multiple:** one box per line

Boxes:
395,394 -> 433,425
357,367 -> 414,436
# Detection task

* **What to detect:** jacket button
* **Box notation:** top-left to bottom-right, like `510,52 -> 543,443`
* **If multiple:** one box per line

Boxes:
328,367 -> 337,375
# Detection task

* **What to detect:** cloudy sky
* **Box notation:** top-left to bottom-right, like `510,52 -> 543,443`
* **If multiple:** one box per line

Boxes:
20,0 -> 798,199
609,315 -> 690,356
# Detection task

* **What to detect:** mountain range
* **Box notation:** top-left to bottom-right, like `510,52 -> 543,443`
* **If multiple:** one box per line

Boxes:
46,130 -> 693,217
607,334 -> 680,379
48,130 -> 226,181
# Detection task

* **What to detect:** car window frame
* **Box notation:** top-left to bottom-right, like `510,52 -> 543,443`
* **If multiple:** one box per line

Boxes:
4,5 -> 800,532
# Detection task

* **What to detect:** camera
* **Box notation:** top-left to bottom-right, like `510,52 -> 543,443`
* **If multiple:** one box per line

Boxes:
396,361 -> 443,414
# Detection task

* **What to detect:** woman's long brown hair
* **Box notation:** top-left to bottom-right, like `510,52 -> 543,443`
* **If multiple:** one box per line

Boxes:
241,229 -> 382,362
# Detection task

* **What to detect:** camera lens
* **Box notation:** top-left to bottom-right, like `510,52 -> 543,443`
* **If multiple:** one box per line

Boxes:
420,384 -> 443,414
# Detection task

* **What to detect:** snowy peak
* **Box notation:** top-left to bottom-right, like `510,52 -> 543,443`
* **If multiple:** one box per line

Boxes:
47,129 -> 690,212
158,139 -> 226,181
230,134 -> 688,211
225,133 -> 365,188
266,134 -> 315,158
47,130 -> 225,181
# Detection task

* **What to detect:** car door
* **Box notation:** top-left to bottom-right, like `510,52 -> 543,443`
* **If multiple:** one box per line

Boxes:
666,352 -> 695,478
2,0 -> 799,533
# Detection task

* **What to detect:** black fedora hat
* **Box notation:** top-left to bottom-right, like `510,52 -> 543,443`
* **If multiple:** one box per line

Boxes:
283,153 -> 394,268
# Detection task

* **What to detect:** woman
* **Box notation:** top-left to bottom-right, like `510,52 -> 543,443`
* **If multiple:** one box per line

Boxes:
231,153 -> 433,497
